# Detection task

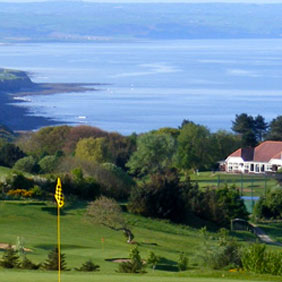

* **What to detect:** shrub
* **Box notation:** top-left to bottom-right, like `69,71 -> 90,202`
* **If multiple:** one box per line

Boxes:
177,252 -> 188,271
13,156 -> 38,173
75,260 -> 100,272
30,185 -> 45,200
21,256 -> 41,270
128,169 -> 187,222
3,172 -> 34,192
118,247 -> 145,273
7,189 -> 33,199
241,243 -> 267,274
0,245 -> 20,268
241,243 -> 282,275
198,228 -> 242,270
185,184 -> 248,227
253,189 -> 282,219
146,251 -> 160,271
42,248 -> 67,271
39,155 -> 58,174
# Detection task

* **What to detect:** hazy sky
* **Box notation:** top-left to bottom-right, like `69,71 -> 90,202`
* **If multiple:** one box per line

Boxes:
1,0 -> 282,3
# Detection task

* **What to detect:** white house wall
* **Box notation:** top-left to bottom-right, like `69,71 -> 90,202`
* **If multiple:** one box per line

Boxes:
225,156 -> 270,174
225,156 -> 244,173
269,158 -> 282,168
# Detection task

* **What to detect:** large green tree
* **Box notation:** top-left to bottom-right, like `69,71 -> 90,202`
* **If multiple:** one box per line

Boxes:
176,122 -> 212,171
75,137 -> 113,163
126,132 -> 176,176
210,130 -> 241,163
87,196 -> 134,243
17,126 -> 71,157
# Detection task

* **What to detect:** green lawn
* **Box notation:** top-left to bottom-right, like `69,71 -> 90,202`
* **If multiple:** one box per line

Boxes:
189,172 -> 279,202
0,200 -> 280,281
0,270 -> 280,282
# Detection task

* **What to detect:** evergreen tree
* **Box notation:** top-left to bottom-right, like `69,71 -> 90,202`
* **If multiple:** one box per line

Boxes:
254,115 -> 268,141
0,245 -> 20,268
267,116 -> 282,141
42,248 -> 67,271
232,113 -> 257,147
118,247 -> 145,273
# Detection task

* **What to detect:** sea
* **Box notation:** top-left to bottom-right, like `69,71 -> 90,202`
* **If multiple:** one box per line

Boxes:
1,39 -> 282,135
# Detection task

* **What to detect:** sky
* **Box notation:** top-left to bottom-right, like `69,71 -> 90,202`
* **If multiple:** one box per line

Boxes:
1,0 -> 282,3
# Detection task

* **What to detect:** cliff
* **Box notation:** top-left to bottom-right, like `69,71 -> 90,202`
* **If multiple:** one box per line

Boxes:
0,69 -> 34,92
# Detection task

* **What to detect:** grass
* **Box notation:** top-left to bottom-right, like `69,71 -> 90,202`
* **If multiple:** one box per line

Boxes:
0,270 -> 280,282
189,171 -> 279,199
0,200 -> 280,281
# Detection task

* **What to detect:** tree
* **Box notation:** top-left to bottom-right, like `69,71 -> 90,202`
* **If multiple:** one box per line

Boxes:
152,127 -> 180,139
215,186 -> 249,226
63,125 -> 108,154
0,246 -> 20,268
86,196 -> 134,243
118,247 -> 145,273
210,130 -> 241,164
75,137 -> 113,163
176,122 -> 212,171
254,115 -> 268,142
146,251 -> 160,271
232,113 -> 257,147
0,143 -> 25,167
106,132 -> 137,169
253,188 -> 282,219
126,132 -> 176,176
18,126 -> 71,157
128,169 -> 187,222
177,252 -> 188,271
13,156 -> 38,173
42,248 -> 67,271
267,116 -> 282,141
38,155 -> 58,173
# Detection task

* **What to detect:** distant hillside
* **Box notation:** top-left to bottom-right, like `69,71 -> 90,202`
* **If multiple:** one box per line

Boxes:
0,2 -> 282,42
0,69 -> 34,92
0,124 -> 15,141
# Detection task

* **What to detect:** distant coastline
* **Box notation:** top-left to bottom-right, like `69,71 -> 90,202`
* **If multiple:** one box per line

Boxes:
0,69 -> 104,131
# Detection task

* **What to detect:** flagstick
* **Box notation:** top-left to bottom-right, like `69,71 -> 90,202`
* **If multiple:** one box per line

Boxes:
57,204 -> 61,282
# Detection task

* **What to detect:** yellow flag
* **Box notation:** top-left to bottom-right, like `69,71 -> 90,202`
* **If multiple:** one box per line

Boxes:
55,178 -> 64,208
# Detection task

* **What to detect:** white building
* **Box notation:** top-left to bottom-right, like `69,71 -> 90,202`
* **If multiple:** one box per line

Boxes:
225,141 -> 282,174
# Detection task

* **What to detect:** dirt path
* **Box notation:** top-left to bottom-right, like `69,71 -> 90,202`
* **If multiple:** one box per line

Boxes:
249,223 -> 282,246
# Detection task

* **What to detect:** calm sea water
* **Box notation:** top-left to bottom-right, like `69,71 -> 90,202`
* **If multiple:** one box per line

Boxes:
1,39 -> 282,134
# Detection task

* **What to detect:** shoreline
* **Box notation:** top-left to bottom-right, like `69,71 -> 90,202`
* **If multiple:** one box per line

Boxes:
0,82 -> 105,131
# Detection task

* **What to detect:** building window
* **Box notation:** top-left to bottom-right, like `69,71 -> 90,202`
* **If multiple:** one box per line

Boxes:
255,164 -> 259,172
261,165 -> 265,172
250,164 -> 254,171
